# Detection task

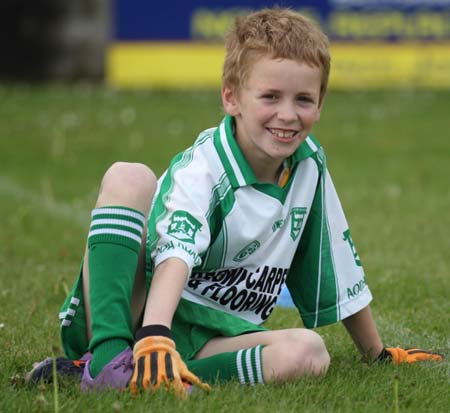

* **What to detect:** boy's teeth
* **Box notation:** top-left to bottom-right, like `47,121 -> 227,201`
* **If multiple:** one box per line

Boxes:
269,128 -> 296,138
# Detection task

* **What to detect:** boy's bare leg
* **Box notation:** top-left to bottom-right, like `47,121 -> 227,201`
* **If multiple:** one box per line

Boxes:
81,162 -> 156,342
195,328 -> 330,382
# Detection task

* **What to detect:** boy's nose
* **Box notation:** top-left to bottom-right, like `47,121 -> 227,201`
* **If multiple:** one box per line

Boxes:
276,102 -> 298,123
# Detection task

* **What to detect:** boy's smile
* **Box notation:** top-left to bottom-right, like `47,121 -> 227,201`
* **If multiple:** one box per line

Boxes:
222,56 -> 323,184
267,128 -> 298,141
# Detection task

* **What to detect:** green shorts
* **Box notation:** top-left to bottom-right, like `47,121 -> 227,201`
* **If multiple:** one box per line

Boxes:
59,265 -> 267,361
59,264 -> 89,360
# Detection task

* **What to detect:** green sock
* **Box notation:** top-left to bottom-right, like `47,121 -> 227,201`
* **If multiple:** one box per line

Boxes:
187,345 -> 265,385
87,206 -> 145,378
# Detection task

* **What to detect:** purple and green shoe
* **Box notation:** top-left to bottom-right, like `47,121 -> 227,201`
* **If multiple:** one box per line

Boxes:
80,348 -> 134,391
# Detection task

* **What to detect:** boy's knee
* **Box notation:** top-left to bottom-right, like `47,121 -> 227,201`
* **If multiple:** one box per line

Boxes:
103,162 -> 157,190
287,329 -> 329,370
267,329 -> 330,380
98,162 -> 157,211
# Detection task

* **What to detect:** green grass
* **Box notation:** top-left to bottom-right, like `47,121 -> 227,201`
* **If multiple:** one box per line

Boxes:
0,85 -> 449,412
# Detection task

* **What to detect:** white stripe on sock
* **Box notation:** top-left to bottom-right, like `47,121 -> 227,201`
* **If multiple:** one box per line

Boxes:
90,218 -> 143,233
236,349 -> 245,384
245,349 -> 255,384
88,228 -> 142,244
91,208 -> 145,223
255,345 -> 264,384
61,319 -> 72,327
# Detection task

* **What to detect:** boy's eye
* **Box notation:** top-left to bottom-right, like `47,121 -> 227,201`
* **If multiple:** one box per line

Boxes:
297,95 -> 314,103
262,94 -> 277,101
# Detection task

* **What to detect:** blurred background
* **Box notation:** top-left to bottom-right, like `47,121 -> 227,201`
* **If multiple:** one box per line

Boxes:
1,4 -> 449,410
1,0 -> 449,88
0,1 -> 449,308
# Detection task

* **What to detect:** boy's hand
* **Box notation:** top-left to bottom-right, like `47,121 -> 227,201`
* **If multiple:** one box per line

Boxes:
377,347 -> 444,364
130,325 -> 210,398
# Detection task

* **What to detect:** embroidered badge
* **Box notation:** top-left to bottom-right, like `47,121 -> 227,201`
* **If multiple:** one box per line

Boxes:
167,210 -> 202,244
290,207 -> 307,241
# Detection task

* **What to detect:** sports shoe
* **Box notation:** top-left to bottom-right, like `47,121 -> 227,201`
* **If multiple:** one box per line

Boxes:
26,353 -> 92,384
81,347 -> 133,391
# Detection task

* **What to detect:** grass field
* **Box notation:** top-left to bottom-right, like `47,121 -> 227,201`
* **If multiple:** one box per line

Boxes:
0,85 -> 449,412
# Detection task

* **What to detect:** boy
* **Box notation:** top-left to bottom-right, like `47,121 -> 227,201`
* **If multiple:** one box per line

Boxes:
28,8 -> 442,396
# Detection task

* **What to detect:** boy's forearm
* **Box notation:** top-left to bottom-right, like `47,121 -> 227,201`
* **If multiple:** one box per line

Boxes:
141,257 -> 189,328
342,305 -> 384,361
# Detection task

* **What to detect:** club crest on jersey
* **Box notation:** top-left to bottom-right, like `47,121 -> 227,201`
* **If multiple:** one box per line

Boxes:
290,207 -> 307,241
233,240 -> 261,262
167,210 -> 202,244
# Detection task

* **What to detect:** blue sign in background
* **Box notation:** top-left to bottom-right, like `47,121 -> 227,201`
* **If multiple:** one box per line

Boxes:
114,0 -> 450,41
114,0 -> 316,40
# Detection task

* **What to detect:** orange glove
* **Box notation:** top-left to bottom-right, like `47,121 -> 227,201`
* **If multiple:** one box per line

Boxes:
130,325 -> 211,398
377,347 -> 444,364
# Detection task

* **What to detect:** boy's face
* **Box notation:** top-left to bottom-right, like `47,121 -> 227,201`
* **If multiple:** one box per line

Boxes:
222,56 -> 323,179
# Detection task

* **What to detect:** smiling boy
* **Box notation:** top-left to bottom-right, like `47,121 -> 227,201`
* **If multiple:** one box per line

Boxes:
29,8 -> 442,395
223,56 -> 322,182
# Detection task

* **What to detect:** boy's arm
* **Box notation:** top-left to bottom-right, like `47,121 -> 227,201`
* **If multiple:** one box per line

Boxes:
342,305 -> 383,361
129,257 -> 210,397
342,305 -> 444,364
142,257 -> 189,327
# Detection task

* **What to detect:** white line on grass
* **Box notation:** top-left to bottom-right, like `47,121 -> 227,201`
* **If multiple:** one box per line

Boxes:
0,176 -> 88,228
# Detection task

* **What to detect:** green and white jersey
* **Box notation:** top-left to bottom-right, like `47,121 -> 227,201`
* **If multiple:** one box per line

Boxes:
146,116 -> 372,328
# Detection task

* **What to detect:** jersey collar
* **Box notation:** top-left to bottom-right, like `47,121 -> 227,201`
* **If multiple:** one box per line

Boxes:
213,115 -> 321,188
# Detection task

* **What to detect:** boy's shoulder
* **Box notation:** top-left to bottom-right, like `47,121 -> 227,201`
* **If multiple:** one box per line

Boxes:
170,123 -> 218,162
163,122 -> 224,182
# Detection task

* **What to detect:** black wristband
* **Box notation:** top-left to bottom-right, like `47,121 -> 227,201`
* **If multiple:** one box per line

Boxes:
135,324 -> 172,341
375,348 -> 392,362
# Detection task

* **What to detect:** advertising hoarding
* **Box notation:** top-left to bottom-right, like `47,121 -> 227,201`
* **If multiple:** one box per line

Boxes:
108,1 -> 450,88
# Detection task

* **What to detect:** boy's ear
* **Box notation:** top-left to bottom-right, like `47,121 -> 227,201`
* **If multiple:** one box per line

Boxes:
315,105 -> 322,122
221,84 -> 240,116
315,97 -> 325,122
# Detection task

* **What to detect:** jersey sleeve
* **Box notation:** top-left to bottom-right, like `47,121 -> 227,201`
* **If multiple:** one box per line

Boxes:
147,143 -> 213,274
286,166 -> 372,328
